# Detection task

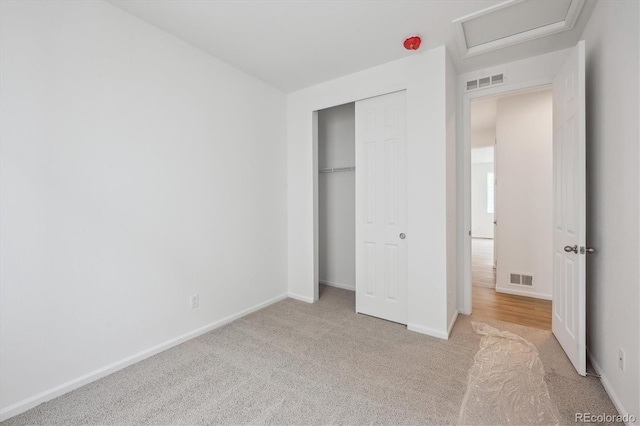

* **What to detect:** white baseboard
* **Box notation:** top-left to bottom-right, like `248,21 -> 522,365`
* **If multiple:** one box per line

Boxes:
495,286 -> 553,300
0,292 -> 288,422
287,292 -> 315,304
319,280 -> 355,291
447,310 -> 459,337
407,323 -> 449,340
587,348 -> 638,426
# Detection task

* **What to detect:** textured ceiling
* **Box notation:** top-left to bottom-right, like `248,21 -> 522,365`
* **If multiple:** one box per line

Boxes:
108,0 -> 595,93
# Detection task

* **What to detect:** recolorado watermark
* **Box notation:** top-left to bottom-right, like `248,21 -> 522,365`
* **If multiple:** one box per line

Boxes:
575,412 -> 636,423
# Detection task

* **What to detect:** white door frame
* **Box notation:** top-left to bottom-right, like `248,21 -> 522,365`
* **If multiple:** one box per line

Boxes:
461,77 -> 554,315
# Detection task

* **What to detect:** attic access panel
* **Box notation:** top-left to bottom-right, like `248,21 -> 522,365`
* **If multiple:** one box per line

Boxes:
453,0 -> 585,58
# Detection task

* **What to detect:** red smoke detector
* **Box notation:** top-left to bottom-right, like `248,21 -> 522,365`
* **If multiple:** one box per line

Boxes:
403,36 -> 421,50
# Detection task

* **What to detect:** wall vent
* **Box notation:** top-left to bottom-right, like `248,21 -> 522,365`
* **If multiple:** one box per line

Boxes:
510,273 -> 534,286
465,72 -> 506,92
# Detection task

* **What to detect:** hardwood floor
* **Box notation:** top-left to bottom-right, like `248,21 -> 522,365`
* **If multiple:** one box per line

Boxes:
472,238 -> 495,288
472,287 -> 552,330
471,238 -> 552,330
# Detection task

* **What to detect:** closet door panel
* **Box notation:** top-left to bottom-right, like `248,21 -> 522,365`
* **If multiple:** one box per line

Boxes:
355,91 -> 407,324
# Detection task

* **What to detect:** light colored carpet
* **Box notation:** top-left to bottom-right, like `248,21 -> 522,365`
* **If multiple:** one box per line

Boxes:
3,286 -> 616,425
472,238 -> 495,289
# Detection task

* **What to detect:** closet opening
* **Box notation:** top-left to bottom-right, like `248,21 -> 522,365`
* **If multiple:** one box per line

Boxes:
317,102 -> 356,301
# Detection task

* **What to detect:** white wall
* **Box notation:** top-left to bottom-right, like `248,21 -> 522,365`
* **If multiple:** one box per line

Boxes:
494,89 -> 553,300
0,0 -> 287,419
471,145 -> 494,165
457,48 -> 572,314
471,128 -> 496,148
471,163 -> 494,238
318,103 -> 355,290
287,47 -> 455,338
580,0 -> 640,421
471,149 -> 494,239
446,52 -> 458,333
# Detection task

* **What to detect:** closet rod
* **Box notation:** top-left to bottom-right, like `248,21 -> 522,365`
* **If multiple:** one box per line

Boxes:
318,166 -> 356,174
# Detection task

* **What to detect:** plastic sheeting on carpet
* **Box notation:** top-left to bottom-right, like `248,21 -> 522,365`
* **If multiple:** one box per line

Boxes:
457,322 -> 560,425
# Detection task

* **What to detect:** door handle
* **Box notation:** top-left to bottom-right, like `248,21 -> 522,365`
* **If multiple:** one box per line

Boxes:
399,233 -> 406,239
564,245 -> 578,253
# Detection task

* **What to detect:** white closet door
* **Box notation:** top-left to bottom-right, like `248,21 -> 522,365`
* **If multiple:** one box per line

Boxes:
355,91 -> 407,324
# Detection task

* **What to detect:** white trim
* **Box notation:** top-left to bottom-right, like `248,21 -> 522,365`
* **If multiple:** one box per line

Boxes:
462,76 -> 555,316
453,0 -> 586,58
407,323 -> 449,340
587,349 -> 638,426
0,292 -> 288,422
495,287 -> 552,300
312,110 -> 320,304
319,280 -> 355,291
447,310 -> 459,337
287,292 -> 315,304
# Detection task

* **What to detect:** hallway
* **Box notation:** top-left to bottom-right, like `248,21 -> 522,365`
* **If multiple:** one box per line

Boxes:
471,238 -> 495,288
472,238 -> 552,330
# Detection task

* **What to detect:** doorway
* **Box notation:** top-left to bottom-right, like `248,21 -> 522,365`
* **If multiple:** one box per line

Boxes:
469,87 -> 553,330
317,102 -> 356,302
470,118 -> 496,290
316,91 -> 408,326
463,42 -> 587,375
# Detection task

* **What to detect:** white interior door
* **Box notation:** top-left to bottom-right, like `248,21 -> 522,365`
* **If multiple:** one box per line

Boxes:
552,41 -> 586,376
355,91 -> 407,324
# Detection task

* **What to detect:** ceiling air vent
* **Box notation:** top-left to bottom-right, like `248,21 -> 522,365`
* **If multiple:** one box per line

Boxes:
465,72 -> 506,92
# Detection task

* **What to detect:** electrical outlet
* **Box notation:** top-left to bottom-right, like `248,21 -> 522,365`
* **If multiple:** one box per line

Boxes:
618,348 -> 625,371
190,294 -> 199,309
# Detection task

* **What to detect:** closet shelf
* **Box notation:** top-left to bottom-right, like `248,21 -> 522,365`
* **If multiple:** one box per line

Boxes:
319,166 -> 355,174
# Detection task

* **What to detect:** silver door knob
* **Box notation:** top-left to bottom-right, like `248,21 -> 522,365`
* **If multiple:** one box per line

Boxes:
564,245 -> 578,253
585,247 -> 595,253
399,233 -> 406,239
